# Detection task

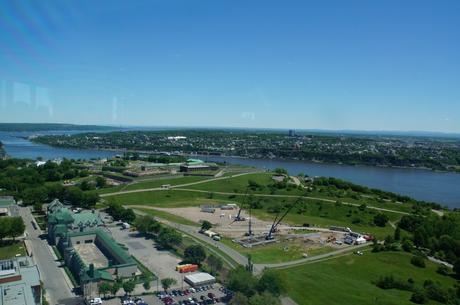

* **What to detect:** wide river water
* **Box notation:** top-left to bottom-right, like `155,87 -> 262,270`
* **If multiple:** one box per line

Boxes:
1,131 -> 459,208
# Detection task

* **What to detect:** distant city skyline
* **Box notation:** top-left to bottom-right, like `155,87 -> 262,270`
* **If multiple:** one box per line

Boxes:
1,0 -> 459,132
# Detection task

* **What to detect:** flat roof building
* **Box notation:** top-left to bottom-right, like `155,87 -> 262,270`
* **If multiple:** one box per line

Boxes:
184,272 -> 216,287
0,257 -> 41,305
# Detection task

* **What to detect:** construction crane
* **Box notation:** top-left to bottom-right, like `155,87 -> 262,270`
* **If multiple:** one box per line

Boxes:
230,186 -> 250,223
266,197 -> 303,240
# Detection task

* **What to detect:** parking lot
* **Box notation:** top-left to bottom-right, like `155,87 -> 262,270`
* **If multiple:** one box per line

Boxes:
102,212 -> 184,289
102,285 -> 229,305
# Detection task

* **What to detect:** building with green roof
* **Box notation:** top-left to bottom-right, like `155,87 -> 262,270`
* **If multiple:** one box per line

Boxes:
47,200 -> 137,300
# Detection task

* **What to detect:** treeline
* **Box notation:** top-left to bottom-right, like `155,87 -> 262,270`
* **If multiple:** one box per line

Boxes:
398,213 -> 460,264
375,275 -> 460,304
0,159 -> 99,208
312,177 -> 442,210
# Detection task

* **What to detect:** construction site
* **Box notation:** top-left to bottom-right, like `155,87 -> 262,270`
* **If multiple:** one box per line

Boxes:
148,194 -> 363,256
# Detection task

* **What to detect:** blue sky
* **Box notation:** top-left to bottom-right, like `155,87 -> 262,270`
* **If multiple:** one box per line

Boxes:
0,0 -> 459,132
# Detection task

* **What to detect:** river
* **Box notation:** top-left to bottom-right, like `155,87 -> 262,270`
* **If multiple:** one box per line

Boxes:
1,131 -> 459,208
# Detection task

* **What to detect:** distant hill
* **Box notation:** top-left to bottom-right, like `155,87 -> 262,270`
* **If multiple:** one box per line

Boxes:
0,123 -> 115,132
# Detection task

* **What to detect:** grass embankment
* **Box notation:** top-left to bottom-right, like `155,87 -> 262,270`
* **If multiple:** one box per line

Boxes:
278,251 -> 457,305
185,172 -> 414,213
0,242 -> 27,259
220,237 -> 335,264
99,176 -> 210,194
135,208 -> 199,226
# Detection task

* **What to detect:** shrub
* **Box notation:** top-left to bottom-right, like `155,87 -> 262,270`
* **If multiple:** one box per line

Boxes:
410,291 -> 427,304
411,256 -> 426,268
436,264 -> 450,276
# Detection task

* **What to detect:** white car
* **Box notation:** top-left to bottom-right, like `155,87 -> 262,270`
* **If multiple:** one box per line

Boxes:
90,297 -> 102,305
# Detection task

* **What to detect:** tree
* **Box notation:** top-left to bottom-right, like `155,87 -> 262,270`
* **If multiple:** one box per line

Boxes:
454,259 -> 460,278
135,216 -> 159,234
411,256 -> 426,268
410,291 -> 427,304
257,270 -> 287,296
249,292 -> 281,305
122,208 -> 136,223
161,278 -> 176,291
143,280 -> 151,291
229,292 -> 249,305
227,266 -> 257,297
122,280 -> 136,295
110,282 -> 121,296
0,218 -> 12,242
184,245 -> 207,265
10,217 -> 25,241
157,228 -> 182,249
98,282 -> 111,298
201,220 -> 212,231
436,264 -> 450,276
207,254 -> 223,274
373,213 -> 389,227
95,176 -> 106,188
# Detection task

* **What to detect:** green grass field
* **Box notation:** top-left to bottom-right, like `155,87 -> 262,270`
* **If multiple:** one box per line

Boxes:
109,188 -> 398,239
185,172 -> 413,213
99,175 -> 210,194
0,242 -> 27,260
278,251 -> 456,305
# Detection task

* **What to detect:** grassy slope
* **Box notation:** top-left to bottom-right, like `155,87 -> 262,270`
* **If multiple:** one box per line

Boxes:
0,242 -> 27,260
99,176 -> 210,194
278,251 -> 456,305
185,172 -> 413,213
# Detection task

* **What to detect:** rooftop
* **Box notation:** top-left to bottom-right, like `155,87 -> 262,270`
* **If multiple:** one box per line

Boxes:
0,257 -> 40,305
0,197 -> 15,207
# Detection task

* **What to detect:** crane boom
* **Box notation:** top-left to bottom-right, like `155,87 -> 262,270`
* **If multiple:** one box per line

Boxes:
266,197 -> 303,240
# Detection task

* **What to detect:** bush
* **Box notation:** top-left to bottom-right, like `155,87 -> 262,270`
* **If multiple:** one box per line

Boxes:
436,264 -> 450,276
373,213 -> 389,227
375,275 -> 413,291
402,239 -> 413,252
411,256 -> 426,268
410,291 -> 427,304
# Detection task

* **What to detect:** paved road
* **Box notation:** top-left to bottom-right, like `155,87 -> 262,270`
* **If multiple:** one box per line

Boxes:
20,207 -> 82,305
100,171 -> 261,198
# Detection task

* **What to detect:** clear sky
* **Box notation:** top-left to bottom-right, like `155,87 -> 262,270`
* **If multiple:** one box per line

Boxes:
0,0 -> 459,132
